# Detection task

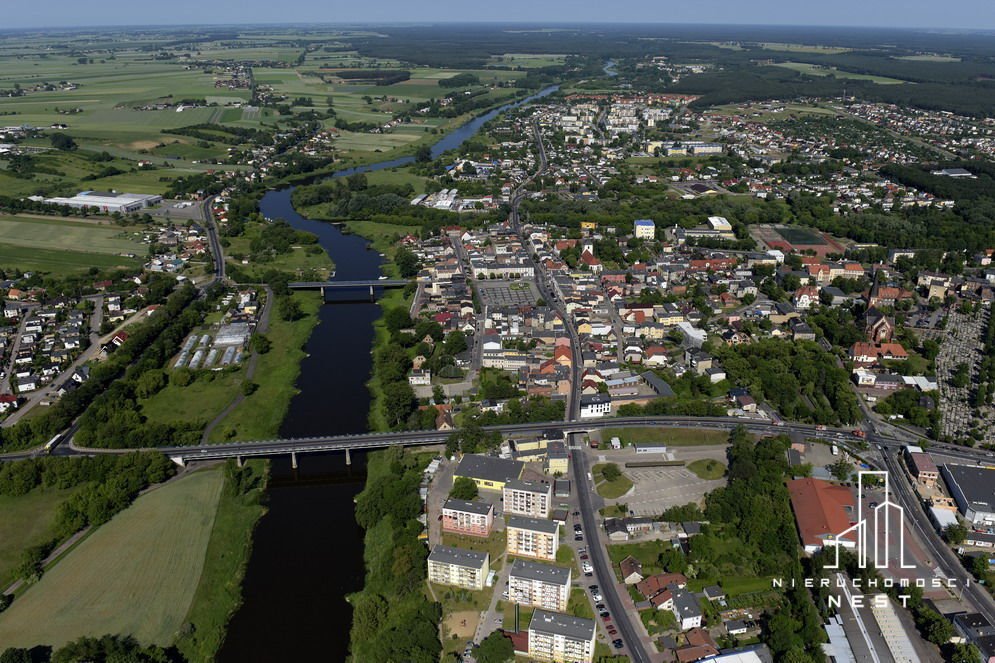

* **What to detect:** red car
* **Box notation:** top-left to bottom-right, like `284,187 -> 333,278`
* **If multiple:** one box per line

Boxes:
607,627 -> 618,636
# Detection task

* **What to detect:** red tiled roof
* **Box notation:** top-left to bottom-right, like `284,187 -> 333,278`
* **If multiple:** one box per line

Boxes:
787,477 -> 856,549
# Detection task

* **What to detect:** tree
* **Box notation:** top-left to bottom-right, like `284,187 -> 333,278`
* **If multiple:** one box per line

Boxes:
945,522 -> 967,545
601,463 -> 622,481
828,458 -> 852,483
476,631 -> 514,663
415,145 -> 432,163
278,296 -> 303,322
0,650 -> 31,663
382,381 -> 416,429
135,369 -> 166,398
49,132 -> 77,151
384,306 -> 412,332
450,476 -> 479,500
251,334 -> 272,354
395,246 -> 421,278
432,385 -> 446,404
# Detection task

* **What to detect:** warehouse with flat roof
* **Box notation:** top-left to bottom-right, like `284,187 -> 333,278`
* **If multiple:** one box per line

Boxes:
941,464 -> 995,525
454,454 -> 524,491
44,190 -> 163,214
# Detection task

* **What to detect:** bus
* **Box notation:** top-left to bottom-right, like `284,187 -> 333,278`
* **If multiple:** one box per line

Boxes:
44,434 -> 61,454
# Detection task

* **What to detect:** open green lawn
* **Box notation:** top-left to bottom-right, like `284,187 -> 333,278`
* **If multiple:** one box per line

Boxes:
363,167 -> 432,194
0,244 -> 140,275
687,459 -> 726,480
0,469 -> 224,648
0,215 -> 147,254
225,223 -> 334,281
894,54 -> 961,62
0,487 -> 79,588
208,292 -> 321,442
606,541 -> 668,581
592,463 -> 634,499
759,43 -> 852,54
441,530 -> 506,569
601,427 -> 731,447
568,588 -> 594,619
769,61 -> 907,84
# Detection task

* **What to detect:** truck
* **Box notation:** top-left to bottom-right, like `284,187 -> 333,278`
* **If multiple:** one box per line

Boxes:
852,429 -> 866,439
43,433 -> 61,454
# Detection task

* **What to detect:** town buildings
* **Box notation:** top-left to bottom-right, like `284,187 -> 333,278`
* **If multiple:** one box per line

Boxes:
508,559 -> 571,612
527,609 -> 597,663
441,498 -> 494,537
427,545 -> 490,591
506,516 -> 560,561
503,479 -> 552,519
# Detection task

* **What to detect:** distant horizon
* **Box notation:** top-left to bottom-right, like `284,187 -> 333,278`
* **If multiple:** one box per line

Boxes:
3,0 -> 995,33
3,21 -> 995,34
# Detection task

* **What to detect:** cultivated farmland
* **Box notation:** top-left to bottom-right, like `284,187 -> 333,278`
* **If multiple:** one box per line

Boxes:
0,468 -> 224,648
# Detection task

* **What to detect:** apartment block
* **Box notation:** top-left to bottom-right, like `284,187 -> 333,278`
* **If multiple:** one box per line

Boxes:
528,609 -> 597,663
441,498 -> 494,537
427,545 -> 490,591
507,516 -> 559,561
503,478 -> 552,519
509,559 -> 571,612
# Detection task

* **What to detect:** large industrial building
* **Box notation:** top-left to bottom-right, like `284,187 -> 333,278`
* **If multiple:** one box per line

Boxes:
941,464 -> 995,525
44,190 -> 163,214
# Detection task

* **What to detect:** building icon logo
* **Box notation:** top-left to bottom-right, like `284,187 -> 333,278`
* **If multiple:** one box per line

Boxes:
825,471 -> 915,570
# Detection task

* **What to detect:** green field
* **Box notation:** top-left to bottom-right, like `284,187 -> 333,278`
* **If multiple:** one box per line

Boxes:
601,427 -> 730,447
0,469 -> 224,648
0,215 -> 146,274
0,487 -> 79,588
687,459 -> 727,480
487,53 -> 567,68
592,463 -> 634,499
0,215 -> 146,254
759,43 -> 852,54
141,368 -> 244,429
770,61 -> 907,84
568,588 -> 594,619
774,225 -> 827,245
894,54 -> 961,62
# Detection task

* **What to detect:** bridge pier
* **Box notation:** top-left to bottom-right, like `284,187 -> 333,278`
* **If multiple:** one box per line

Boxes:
320,286 -> 325,300
369,284 -> 375,301
345,448 -> 351,466
169,455 -> 186,467
291,452 -> 298,469
236,456 -> 243,468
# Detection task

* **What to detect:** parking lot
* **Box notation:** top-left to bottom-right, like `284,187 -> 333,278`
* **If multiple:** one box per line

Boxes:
594,445 -> 729,516
475,279 -> 540,307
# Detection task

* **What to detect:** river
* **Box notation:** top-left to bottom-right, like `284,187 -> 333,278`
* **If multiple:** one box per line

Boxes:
217,84 -> 558,662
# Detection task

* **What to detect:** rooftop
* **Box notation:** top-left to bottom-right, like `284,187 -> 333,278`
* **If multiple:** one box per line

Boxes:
507,515 -> 559,535
442,498 -> 493,516
528,609 -> 596,641
510,559 -> 571,586
786,477 -> 855,549
428,545 -> 489,570
504,478 -> 551,495
455,454 -> 524,484
943,464 -> 995,512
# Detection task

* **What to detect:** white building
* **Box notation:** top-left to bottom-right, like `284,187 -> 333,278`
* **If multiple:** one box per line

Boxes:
509,559 -> 571,612
579,394 -> 612,419
427,545 -> 489,590
44,190 -> 162,214
528,609 -> 597,663
634,218 -> 656,240
503,478 -> 552,519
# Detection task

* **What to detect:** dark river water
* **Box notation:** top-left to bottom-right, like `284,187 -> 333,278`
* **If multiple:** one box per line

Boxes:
217,85 -> 558,662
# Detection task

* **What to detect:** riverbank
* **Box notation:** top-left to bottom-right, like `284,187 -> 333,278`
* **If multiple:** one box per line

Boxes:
347,448 -> 441,661
176,461 -> 267,663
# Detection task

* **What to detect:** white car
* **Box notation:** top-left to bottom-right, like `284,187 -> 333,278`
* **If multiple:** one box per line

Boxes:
582,562 -> 594,573
592,592 -> 603,602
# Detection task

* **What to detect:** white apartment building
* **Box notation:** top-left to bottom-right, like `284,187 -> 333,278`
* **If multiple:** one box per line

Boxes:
509,559 -> 571,612
503,478 -> 552,519
528,609 -> 597,663
427,545 -> 489,590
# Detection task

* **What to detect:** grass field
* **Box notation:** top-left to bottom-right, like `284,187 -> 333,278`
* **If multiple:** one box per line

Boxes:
770,61 -> 907,85
606,541 -> 667,581
894,54 -> 961,62
568,588 -> 594,619
0,215 -> 145,273
141,368 -> 244,428
208,292 -> 321,442
759,43 -> 852,54
487,53 -> 567,68
0,469 -> 224,648
592,463 -> 634,499
601,427 -> 731,447
0,487 -> 78,588
687,459 -> 726,480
